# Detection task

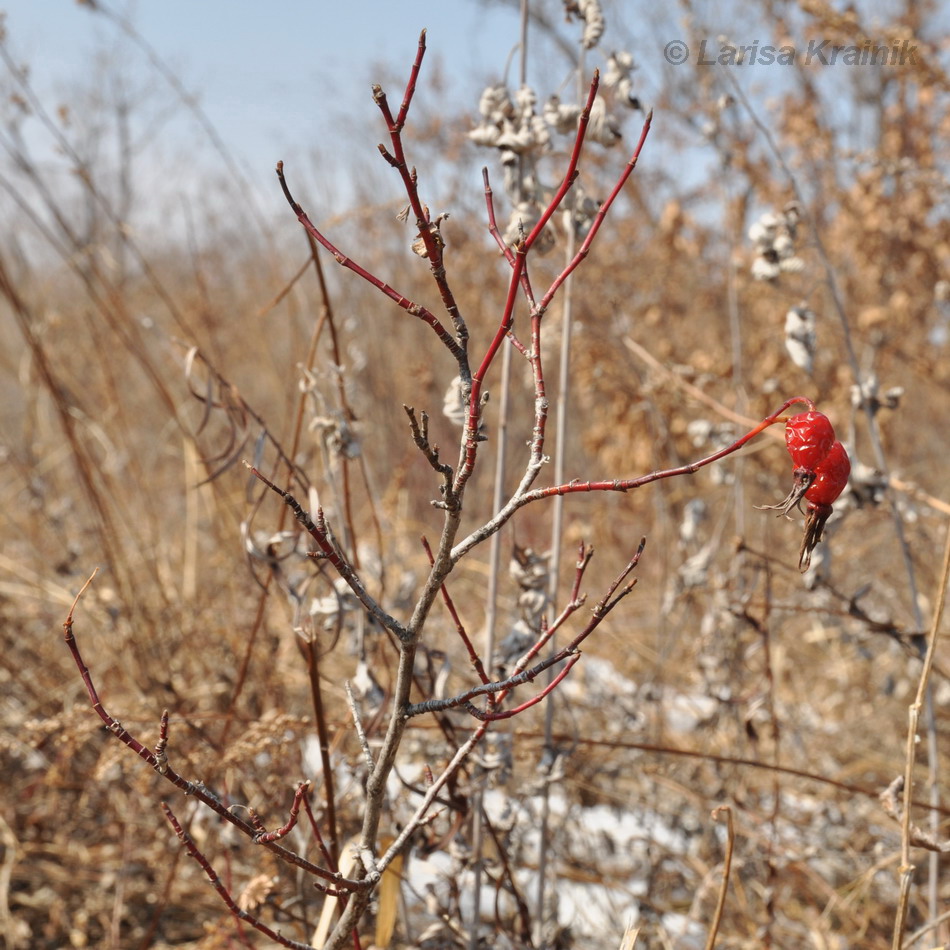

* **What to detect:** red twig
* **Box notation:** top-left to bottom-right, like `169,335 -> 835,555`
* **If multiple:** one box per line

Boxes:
482,167 -> 518,264
275,162 -> 465,364
514,112 -> 654,497
523,72 -> 600,253
568,541 -> 594,604
514,543 -> 594,670
162,803 -> 323,948
498,541 -> 644,700
372,30 -> 468,350
463,95 -> 655,516
378,544 -> 648,879
393,28 -> 425,129
405,541 -> 631,722
454,73 -> 617,496
482,166 -> 537,317
405,646 -> 578,719
463,654 -> 582,721
253,782 -> 309,843
538,109 -> 653,312
302,790 -> 338,873
454,252 -> 525,494
451,397 -> 815,564
526,396 -> 809,501
421,535 -> 491,685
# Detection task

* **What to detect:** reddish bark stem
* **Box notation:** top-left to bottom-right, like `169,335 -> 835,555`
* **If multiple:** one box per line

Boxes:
522,397 -> 813,503
275,162 -> 464,364
421,535 -> 491,685
463,654 -> 582,721
523,72 -> 600,253
62,575 -> 362,890
253,782 -> 309,843
538,109 -> 654,312
163,803 -> 332,948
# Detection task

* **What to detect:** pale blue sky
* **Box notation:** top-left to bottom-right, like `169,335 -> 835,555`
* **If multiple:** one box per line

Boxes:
0,1 -> 540,178
3,1 -> 923,250
0,1 -> 575,245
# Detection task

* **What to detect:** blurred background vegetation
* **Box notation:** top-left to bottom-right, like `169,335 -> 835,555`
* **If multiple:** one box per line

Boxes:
1,0 -> 949,947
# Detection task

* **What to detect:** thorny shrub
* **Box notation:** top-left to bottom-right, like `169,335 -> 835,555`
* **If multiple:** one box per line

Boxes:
3,2 -> 950,949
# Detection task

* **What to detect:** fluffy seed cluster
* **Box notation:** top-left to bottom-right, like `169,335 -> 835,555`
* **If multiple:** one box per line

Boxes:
563,0 -> 605,50
784,305 -> 817,374
467,13 -> 639,252
749,204 -> 804,281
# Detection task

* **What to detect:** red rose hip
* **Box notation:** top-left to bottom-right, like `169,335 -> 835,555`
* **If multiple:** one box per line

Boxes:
804,440 -> 851,507
785,411 -> 835,471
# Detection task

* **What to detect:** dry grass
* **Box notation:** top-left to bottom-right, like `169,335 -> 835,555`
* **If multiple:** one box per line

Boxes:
2,3 -> 950,948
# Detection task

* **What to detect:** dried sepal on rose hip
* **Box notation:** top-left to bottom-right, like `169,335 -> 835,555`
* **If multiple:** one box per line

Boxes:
759,406 -> 850,571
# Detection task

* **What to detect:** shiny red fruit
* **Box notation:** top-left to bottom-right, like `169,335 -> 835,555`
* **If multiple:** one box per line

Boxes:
785,411 -> 835,471
804,440 -> 851,507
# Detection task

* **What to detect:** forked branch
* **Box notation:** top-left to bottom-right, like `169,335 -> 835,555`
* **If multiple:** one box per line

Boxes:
63,573 -> 363,891
162,803 -> 338,950
451,398 -> 814,562
275,161 -> 466,366
373,29 -> 468,349
374,545 -> 646,876
244,464 -> 408,640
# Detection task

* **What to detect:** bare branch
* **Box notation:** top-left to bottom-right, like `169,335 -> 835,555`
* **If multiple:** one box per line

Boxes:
421,535 -> 490,685
403,404 -> 455,494
537,109 -> 653,312
450,398 -> 815,562
63,579 -> 362,890
245,464 -> 409,640
371,31 -> 469,353
404,650 -> 581,719
275,161 -> 466,365
163,803 -> 337,948
252,782 -> 310,844
345,681 -> 376,775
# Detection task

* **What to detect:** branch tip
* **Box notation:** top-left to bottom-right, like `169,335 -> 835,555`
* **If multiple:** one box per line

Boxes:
65,567 -> 99,625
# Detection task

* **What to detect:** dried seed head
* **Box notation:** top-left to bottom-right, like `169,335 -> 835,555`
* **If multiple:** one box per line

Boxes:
749,206 -> 804,281
563,185 -> 601,239
442,375 -> 467,428
544,95 -> 583,134
603,50 -> 639,107
563,0 -> 606,49
476,83 -> 513,121
311,414 -> 361,459
784,305 -> 817,373
509,545 -> 550,591
851,373 -> 904,417
587,95 -> 622,147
